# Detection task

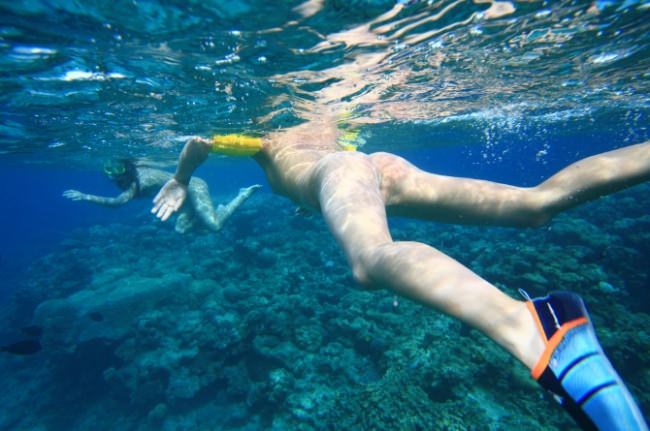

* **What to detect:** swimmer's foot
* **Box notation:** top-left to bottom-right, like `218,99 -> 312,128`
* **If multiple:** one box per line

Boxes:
241,184 -> 262,197
527,291 -> 648,431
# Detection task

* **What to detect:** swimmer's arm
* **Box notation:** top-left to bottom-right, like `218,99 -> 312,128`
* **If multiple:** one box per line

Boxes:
173,137 -> 212,185
152,137 -> 211,221
63,183 -> 137,207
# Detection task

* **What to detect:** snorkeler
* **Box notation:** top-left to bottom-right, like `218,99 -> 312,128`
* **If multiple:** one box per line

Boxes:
152,128 -> 650,431
63,159 -> 261,234
150,1 -> 648,428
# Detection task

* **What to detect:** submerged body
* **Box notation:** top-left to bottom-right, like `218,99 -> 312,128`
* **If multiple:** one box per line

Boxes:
149,3 -> 650,429
153,122 -> 650,430
64,160 -> 260,233
1,0 -> 649,429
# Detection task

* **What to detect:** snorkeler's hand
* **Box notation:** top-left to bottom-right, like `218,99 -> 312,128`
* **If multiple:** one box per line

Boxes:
63,190 -> 88,201
152,178 -> 187,222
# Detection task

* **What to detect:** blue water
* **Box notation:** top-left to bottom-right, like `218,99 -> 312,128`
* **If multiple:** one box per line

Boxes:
1,1 -> 649,430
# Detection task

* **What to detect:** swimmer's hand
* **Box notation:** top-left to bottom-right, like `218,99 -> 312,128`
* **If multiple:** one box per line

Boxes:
63,190 -> 88,201
152,178 -> 187,222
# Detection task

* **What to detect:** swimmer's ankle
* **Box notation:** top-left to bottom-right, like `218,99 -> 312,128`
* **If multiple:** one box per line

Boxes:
510,300 -> 546,369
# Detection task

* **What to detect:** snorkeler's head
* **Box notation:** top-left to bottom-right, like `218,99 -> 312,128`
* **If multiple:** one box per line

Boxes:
103,159 -> 136,189
103,159 -> 126,178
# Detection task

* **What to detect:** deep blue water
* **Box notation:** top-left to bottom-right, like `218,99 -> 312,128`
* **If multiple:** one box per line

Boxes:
1,1 -> 650,430
1,124 -> 636,302
0,157 -> 267,301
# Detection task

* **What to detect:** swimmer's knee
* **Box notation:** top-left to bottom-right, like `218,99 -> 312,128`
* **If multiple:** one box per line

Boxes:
349,248 -> 384,290
189,177 -> 208,191
351,261 -> 368,286
351,262 -> 378,290
520,187 -> 556,227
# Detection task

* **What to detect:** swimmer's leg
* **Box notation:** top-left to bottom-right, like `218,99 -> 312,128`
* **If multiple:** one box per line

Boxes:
311,152 -> 542,366
536,141 -> 650,215
370,141 -> 650,227
187,178 -> 261,232
313,151 -> 648,430
174,208 -> 197,234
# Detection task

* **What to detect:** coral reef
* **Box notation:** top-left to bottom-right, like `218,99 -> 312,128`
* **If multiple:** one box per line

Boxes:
0,185 -> 648,431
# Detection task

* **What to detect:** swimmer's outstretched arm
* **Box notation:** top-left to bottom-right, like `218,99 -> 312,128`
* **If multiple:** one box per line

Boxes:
172,137 -> 213,185
63,183 -> 137,207
152,137 -> 212,221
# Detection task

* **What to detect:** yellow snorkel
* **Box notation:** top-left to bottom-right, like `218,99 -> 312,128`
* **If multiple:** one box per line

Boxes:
337,130 -> 361,151
336,108 -> 365,151
210,134 -> 263,157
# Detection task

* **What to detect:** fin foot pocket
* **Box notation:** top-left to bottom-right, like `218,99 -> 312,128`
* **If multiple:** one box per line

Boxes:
528,291 -> 648,431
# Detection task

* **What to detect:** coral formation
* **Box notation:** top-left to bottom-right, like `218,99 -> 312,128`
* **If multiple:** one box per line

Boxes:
0,185 -> 648,431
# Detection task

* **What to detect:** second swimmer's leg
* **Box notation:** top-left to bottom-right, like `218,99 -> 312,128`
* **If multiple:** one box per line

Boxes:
188,178 -> 261,232
216,184 -> 262,224
175,208 -> 198,234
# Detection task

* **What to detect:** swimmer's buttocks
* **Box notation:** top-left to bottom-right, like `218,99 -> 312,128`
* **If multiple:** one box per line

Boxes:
210,134 -> 263,156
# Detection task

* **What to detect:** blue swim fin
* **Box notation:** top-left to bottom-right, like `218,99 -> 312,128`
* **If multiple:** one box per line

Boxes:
527,291 -> 648,431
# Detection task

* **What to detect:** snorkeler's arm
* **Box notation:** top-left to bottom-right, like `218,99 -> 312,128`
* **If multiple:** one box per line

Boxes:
63,184 -> 137,207
152,137 -> 212,221
174,137 -> 212,185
